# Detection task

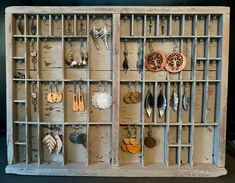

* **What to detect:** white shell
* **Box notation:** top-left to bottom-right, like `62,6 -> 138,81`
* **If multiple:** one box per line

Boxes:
91,92 -> 112,109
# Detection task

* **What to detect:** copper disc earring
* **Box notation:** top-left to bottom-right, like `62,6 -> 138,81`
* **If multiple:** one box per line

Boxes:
145,41 -> 166,72
165,42 -> 186,73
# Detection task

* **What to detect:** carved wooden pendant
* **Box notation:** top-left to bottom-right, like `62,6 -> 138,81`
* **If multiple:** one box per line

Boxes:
165,52 -> 186,73
145,51 -> 166,72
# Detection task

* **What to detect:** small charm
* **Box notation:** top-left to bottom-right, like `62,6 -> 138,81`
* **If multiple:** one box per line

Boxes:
160,17 -> 166,35
69,126 -> 87,148
30,38 -> 37,71
145,42 -> 166,72
149,16 -> 153,34
91,82 -> 112,110
122,41 -> 129,74
78,15 -> 85,35
31,82 -> 37,112
66,16 -> 73,35
145,85 -> 154,118
53,82 -> 63,103
170,84 -> 179,112
157,85 -> 167,117
165,42 -> 186,73
17,16 -> 24,35
182,84 -> 190,111
30,16 -> 36,35
136,43 -> 143,74
14,72 -> 25,79
144,127 -> 158,148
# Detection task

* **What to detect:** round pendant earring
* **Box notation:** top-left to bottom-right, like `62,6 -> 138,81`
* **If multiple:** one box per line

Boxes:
130,83 -> 141,104
123,82 -> 133,104
145,41 -> 166,72
47,83 -> 55,103
165,42 -> 186,73
53,82 -> 63,103
144,127 -> 158,148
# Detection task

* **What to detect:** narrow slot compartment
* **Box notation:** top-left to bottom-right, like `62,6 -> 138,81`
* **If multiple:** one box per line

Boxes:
39,81 -> 64,123
39,38 -> 63,80
120,82 -> 142,123
207,83 -> 216,123
169,126 -> 178,145
28,124 -> 39,163
146,15 -> 156,36
159,15 -> 169,36
181,83 -> 191,123
181,39 -> 192,80
168,147 -> 178,166
64,125 -> 87,164
194,83 -> 204,123
14,14 -> 25,35
64,38 -> 88,80
169,83 -> 179,123
209,15 -> 219,36
13,37 -> 25,58
120,14 -> 131,36
181,147 -> 190,166
156,82 -> 167,123
184,15 -> 193,36
119,125 -> 142,165
27,81 -> 39,122
64,15 -> 74,36
39,15 -> 49,36
89,15 -> 112,80
76,14 -> 87,36
14,123 -> 26,143
14,145 -> 26,163
144,82 -> 155,123
171,15 -> 181,36
26,37 -> 38,79
143,126 -> 164,165
13,81 -> 25,101
64,81 -> 88,122
181,126 -> 191,145
26,15 -> 37,35
89,82 -> 112,123
88,125 -> 111,165
120,39 -> 143,81
51,15 -> 62,36
196,15 -> 207,36
13,102 -> 26,122
133,15 -> 144,36
193,127 -> 214,164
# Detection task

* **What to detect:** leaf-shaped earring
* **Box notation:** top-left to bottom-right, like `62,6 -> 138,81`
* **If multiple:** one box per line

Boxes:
145,85 -> 154,118
170,83 -> 179,112
30,16 -> 36,35
17,16 -> 24,35
136,42 -> 143,74
182,83 -> 190,111
157,84 -> 167,117
122,40 -> 129,74
90,25 -> 100,50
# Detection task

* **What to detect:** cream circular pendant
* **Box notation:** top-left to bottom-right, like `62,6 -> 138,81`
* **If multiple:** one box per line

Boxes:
91,92 -> 112,109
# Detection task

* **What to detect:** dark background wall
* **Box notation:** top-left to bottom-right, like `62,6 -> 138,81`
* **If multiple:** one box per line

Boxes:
0,0 -> 234,138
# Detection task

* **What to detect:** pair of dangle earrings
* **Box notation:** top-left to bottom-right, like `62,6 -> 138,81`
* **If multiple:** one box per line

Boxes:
90,16 -> 110,50
145,41 -> 186,73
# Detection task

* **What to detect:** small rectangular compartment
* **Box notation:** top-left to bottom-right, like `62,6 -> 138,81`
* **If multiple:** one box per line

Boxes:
159,15 -> 169,36
64,81 -> 88,122
39,15 -> 49,36
28,124 -> 39,163
207,83 -> 217,123
168,147 -> 178,166
39,38 -> 63,80
120,82 -> 142,123
184,15 -> 193,36
196,38 -> 206,59
120,14 -> 131,36
27,81 -> 39,122
146,15 -> 156,36
144,126 -> 164,165
26,37 -> 38,79
209,38 -> 218,58
14,14 -> 25,35
133,15 -> 144,36
88,125 -> 111,165
13,37 -> 25,57
64,38 -> 88,80
181,147 -> 190,166
171,15 -> 182,36
14,124 -> 26,142
13,81 -> 25,101
14,145 -> 26,163
193,127 -> 214,164
181,126 -> 191,144
76,14 -> 87,36
196,15 -> 207,36
64,125 -> 87,164
51,15 -> 62,36
89,82 -> 112,123
120,39 -> 143,81
26,15 -> 37,35
13,103 -> 26,121
169,126 -> 179,145
209,15 -> 220,36
39,82 -> 64,122
194,83 -> 204,123
64,14 -> 75,36
119,125 -> 141,165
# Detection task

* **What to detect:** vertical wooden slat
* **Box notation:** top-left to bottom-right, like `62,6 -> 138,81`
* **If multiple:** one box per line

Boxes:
131,14 -> 134,36
49,14 -> 52,36
111,13 -> 120,167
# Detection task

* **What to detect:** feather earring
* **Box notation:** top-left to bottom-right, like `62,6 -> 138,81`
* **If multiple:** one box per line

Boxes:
170,84 -> 179,112
157,85 -> 167,117
122,41 -> 129,74
145,85 -> 154,118
182,84 -> 190,111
